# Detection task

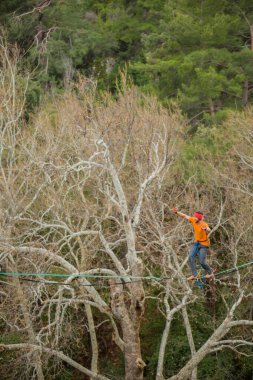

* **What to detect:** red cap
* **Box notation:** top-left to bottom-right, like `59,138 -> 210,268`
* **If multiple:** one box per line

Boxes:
194,211 -> 203,220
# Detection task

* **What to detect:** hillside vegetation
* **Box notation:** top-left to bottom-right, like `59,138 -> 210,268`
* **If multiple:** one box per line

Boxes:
1,0 -> 253,121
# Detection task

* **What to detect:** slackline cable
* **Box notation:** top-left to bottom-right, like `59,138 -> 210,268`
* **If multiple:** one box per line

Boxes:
0,261 -> 252,287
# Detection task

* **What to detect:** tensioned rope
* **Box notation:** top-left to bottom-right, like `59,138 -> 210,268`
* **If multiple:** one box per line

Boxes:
0,261 -> 252,287
5,277 -> 144,288
0,271 -> 160,288
0,272 -> 160,280
214,261 -> 253,277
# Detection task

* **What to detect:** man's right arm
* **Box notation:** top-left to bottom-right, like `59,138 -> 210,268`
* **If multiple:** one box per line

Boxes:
172,207 -> 191,220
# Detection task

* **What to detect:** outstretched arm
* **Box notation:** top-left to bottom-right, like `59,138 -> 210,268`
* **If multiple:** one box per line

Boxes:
171,207 -> 191,220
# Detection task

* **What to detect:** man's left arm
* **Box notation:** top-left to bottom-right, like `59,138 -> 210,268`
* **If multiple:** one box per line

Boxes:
201,225 -> 211,233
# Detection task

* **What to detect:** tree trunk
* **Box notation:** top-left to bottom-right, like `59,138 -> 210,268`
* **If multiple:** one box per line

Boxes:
242,80 -> 249,107
109,261 -> 145,380
208,97 -> 215,116
156,317 -> 171,380
250,25 -> 253,51
122,316 -> 145,380
9,260 -> 44,380
85,304 -> 99,379
241,18 -> 253,107
182,307 -> 197,380
156,284 -> 172,380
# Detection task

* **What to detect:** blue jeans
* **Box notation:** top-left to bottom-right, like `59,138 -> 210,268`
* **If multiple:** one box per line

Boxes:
188,242 -> 212,277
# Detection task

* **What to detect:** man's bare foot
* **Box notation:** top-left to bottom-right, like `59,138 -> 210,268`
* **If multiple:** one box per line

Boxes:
205,272 -> 213,279
187,275 -> 197,281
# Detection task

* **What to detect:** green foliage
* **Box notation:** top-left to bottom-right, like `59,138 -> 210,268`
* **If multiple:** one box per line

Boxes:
2,0 -> 253,117
172,114 -> 241,183
0,0 -> 32,22
26,80 -> 43,111
0,331 -> 24,344
133,0 -> 253,120
141,297 -> 253,380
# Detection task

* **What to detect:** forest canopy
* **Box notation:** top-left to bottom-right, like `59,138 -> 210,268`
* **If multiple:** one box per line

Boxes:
1,0 -> 253,120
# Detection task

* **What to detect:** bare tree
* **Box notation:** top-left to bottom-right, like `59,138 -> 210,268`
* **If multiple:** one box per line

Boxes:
0,40 -> 46,380
0,58 -> 182,379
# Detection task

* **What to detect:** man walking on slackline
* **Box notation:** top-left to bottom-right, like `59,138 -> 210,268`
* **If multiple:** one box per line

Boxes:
172,208 -> 213,280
